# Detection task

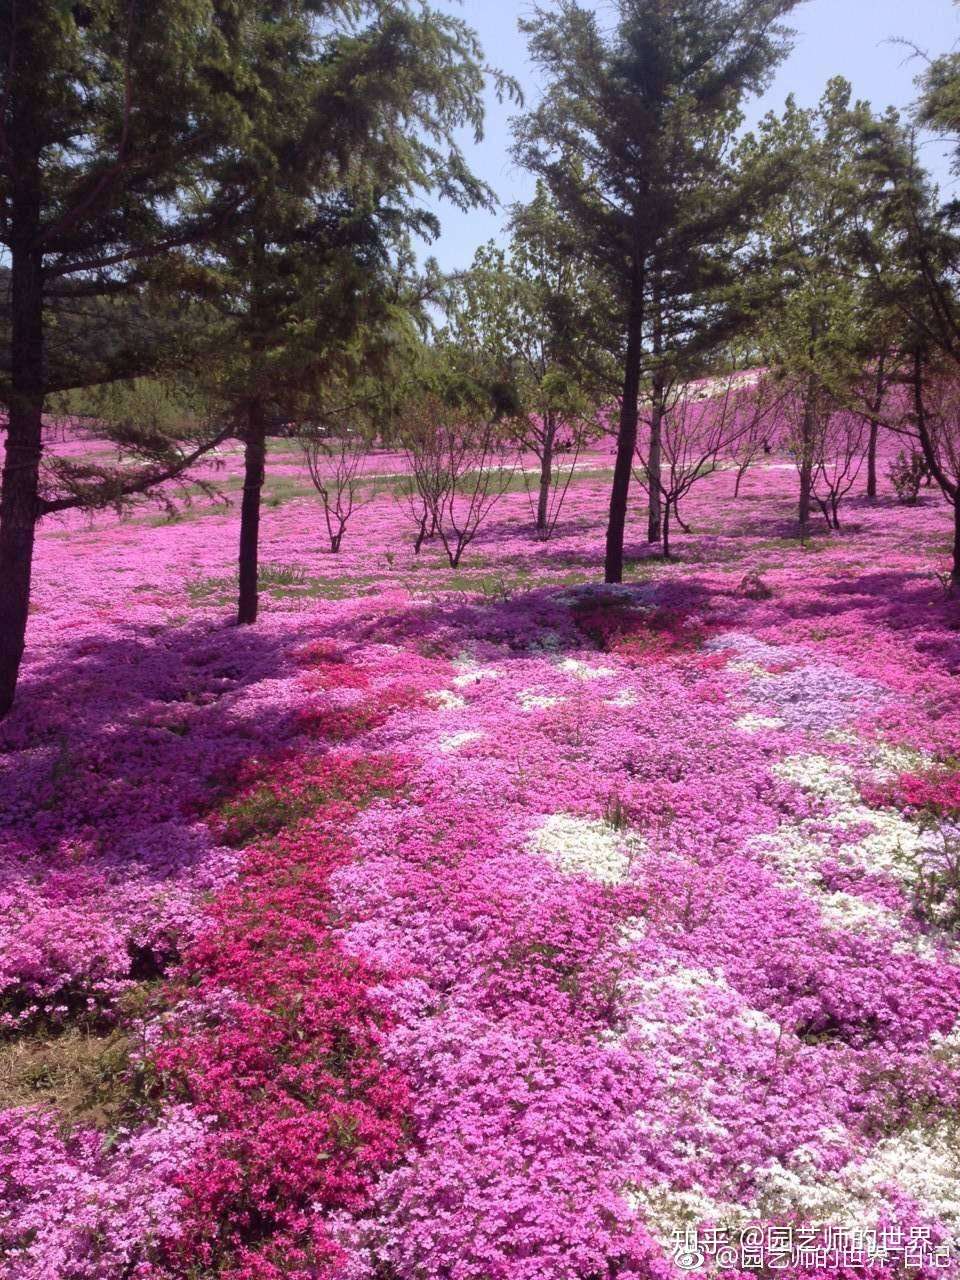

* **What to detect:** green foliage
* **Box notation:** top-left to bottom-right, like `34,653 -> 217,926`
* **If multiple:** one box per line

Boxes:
182,1 -> 520,429
444,183 -> 609,427
512,0 -> 800,381
888,449 -> 929,504
742,78 -> 900,398
0,0 -> 267,389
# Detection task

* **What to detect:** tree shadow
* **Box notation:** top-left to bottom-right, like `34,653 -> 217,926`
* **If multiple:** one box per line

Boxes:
0,617 -> 311,865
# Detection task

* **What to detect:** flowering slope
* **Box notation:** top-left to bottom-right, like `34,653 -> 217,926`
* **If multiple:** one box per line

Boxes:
1,452 -> 959,1277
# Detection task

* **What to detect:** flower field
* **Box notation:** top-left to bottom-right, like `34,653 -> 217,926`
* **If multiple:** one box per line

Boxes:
2,444 -> 960,1278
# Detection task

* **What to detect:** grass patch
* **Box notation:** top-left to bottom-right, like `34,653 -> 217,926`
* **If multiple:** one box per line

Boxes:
217,755 -> 400,846
0,985 -> 160,1132
186,563 -> 315,605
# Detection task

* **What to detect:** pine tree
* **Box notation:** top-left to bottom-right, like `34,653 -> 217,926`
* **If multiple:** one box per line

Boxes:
513,0 -> 798,582
189,1 -> 514,624
862,51 -> 960,589
0,0 -> 274,716
742,78 -> 900,533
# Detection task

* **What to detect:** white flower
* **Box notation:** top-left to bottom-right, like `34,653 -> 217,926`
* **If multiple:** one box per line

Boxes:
438,729 -> 482,753
735,713 -> 785,733
769,754 -> 947,888
846,1124 -> 960,1237
773,754 -> 858,801
516,689 -> 562,711
751,1122 -> 960,1235
867,741 -> 933,780
424,689 -> 467,711
739,1006 -> 783,1037
606,689 -> 639,708
817,890 -> 902,937
728,659 -> 773,678
626,1182 -> 753,1253
931,1018 -> 960,1056
559,657 -> 616,680
451,664 -> 504,688
529,812 -> 643,884
825,728 -> 861,745
617,917 -> 647,947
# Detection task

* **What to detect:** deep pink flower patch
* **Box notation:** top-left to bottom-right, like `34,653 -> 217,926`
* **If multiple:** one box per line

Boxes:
865,769 -> 960,821
153,748 -> 411,1280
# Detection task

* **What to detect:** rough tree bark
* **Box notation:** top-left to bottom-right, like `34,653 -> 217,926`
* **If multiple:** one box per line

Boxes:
646,390 -> 663,544
237,397 -> 266,624
646,296 -> 664,543
798,378 -> 817,537
604,268 -> 644,584
865,352 -> 886,501
661,497 -> 672,559
866,420 -> 879,500
912,352 -> 960,592
0,119 -> 44,718
536,413 -> 555,534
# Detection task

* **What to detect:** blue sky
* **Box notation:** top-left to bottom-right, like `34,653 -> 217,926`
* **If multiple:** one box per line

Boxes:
419,0 -> 960,271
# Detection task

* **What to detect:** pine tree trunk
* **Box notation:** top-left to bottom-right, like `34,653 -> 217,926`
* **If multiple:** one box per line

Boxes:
0,179 -> 44,718
662,499 -> 671,559
953,489 -> 960,594
536,417 -> 554,534
647,398 -> 662,543
866,353 -> 885,502
237,398 -> 266,625
866,420 -> 879,500
798,387 -> 816,535
647,292 -> 664,544
605,284 -> 644,585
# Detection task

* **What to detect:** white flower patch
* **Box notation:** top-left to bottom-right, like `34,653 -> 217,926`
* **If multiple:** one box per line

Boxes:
706,631 -> 788,669
616,961 -> 737,1048
753,1124 -> 960,1236
754,1156 -> 858,1224
735,713 -> 785,734
748,820 -> 955,962
437,729 -> 483,753
617,917 -> 647,947
892,934 -> 952,964
844,1125 -> 960,1238
868,741 -> 933,781
606,689 -> 639,708
558,657 -> 617,681
746,822 -> 830,891
832,807 -> 944,887
529,813 -> 643,884
614,933 -> 783,1048
931,1018 -> 960,1057
739,1006 -> 783,1037
516,689 -> 562,712
626,1182 -> 753,1254
451,664 -> 504,688
773,754 -> 859,802
424,689 -> 467,711
769,755 -> 945,887
817,890 -> 903,937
